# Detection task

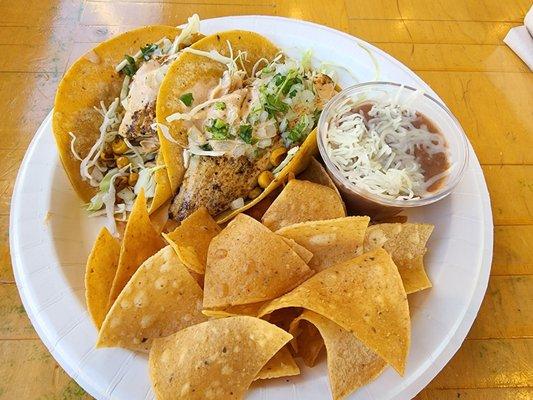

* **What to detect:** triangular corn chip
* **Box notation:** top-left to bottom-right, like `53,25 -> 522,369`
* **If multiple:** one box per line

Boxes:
107,190 -> 165,308
203,214 -> 313,308
97,246 -> 206,352
290,311 -> 386,400
85,227 -> 120,329
254,346 -> 300,381
364,223 -> 434,294
262,179 -> 345,231
149,316 -> 292,399
276,216 -> 369,271
163,206 -> 221,274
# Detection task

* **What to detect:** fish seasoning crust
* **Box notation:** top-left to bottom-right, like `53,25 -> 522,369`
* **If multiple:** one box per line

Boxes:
124,102 -> 157,140
169,152 -> 271,221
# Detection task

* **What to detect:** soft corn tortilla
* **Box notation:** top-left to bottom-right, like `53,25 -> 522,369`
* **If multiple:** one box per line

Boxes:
163,206 -> 221,274
254,346 -> 300,381
98,246 -> 206,352
53,25 -> 183,204
258,248 -> 410,375
157,30 -> 320,222
290,311 -> 386,400
364,223 -> 434,294
106,190 -> 165,309
85,227 -> 120,329
203,214 -> 313,309
276,216 -> 369,271
149,316 -> 292,399
261,179 -> 346,231
157,30 -> 280,193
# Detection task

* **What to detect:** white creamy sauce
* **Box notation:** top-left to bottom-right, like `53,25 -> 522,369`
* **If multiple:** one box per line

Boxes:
118,60 -> 162,136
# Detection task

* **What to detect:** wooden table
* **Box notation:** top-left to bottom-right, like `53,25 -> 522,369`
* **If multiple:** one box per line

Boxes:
0,1 -> 531,399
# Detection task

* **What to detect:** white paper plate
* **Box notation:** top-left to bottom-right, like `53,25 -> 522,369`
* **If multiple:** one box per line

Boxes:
10,16 -> 493,400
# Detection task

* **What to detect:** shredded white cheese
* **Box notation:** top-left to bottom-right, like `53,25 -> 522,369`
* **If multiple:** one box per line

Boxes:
324,96 -> 449,200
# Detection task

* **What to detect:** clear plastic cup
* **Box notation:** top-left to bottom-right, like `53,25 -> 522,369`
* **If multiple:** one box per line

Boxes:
317,81 -> 469,219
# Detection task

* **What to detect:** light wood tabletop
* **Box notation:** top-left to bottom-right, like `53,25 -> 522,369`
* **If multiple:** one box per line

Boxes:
0,1 -> 532,399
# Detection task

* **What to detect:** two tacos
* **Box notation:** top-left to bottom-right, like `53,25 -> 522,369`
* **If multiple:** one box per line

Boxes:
53,18 -> 337,230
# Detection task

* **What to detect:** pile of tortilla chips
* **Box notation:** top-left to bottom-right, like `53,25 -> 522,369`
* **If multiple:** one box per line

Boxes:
84,158 -> 435,400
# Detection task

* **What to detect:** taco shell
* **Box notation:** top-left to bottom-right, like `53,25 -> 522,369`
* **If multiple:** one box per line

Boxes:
53,25 -> 183,204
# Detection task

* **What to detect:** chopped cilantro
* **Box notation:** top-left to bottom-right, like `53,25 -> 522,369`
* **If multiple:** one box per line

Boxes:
262,91 -> 288,118
287,115 -> 311,144
180,93 -> 194,107
274,70 -> 302,96
214,101 -> 226,110
238,125 -> 253,144
140,43 -> 158,60
206,119 -> 230,140
199,143 -> 213,151
282,76 -> 302,95
274,73 -> 284,86
122,55 -> 137,77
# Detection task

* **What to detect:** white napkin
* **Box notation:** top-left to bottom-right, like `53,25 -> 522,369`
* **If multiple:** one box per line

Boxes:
504,5 -> 533,70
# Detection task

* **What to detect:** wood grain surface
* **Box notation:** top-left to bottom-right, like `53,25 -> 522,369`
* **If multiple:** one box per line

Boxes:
0,0 -> 531,399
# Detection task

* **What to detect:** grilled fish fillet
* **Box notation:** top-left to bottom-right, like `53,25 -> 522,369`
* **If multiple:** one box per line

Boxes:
169,151 -> 272,222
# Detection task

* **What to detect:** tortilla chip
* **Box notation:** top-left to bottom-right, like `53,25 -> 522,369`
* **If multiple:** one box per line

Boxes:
149,199 -> 170,234
281,237 -> 314,264
203,214 -> 314,309
202,302 -> 265,319
149,316 -> 292,399
291,311 -> 386,400
149,152 -> 173,214
85,227 -> 120,329
97,246 -> 206,352
261,179 -> 346,231
254,346 -> 300,380
364,223 -> 434,294
289,316 -> 324,367
258,248 -> 410,375
107,190 -> 165,308
244,187 -> 281,221
266,308 -> 302,332
298,156 -> 343,200
276,216 -> 370,271
163,207 -> 221,274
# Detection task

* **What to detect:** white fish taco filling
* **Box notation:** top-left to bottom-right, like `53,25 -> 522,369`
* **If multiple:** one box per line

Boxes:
159,38 -> 338,222
63,16 -> 202,233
